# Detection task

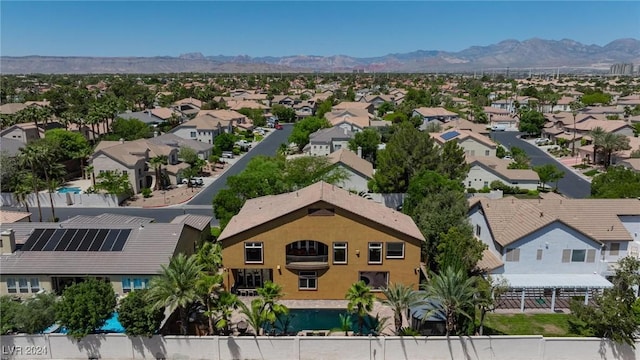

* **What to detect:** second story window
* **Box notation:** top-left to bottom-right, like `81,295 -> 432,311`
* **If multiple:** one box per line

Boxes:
333,242 -> 347,264
368,242 -> 383,264
190,131 -> 196,138
505,248 -> 520,262
385,243 -> 404,259
245,242 -> 263,264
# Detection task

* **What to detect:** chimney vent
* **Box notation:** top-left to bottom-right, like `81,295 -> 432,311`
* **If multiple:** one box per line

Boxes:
357,146 -> 362,158
0,229 -> 16,254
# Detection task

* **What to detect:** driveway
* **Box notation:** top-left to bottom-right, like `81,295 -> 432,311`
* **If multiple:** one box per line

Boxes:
490,131 -> 591,198
186,124 -> 294,206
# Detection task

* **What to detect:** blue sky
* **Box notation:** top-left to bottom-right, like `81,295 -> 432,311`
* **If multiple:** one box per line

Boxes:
2,1 -> 639,57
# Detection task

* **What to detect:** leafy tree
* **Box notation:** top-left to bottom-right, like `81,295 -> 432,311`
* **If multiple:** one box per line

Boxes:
438,141 -> 470,181
44,129 -> 91,161
108,117 -> 151,141
288,116 -> 331,151
533,164 -> 565,191
237,108 -> 266,127
56,278 -> 117,339
381,283 -> 423,335
214,132 -> 236,152
518,110 -> 546,135
581,92 -> 612,106
146,253 -> 203,335
0,151 -> 22,193
0,296 -> 21,334
435,225 -> 487,274
569,257 -> 640,346
496,145 -> 507,159
371,121 -> 439,193
316,98 -> 334,118
194,242 -> 223,275
179,147 -> 199,165
420,267 -> 477,336
94,170 -> 133,196
149,155 -> 168,191
346,281 -> 375,335
348,128 -> 380,164
271,104 -> 296,123
383,112 -> 408,124
118,289 -> 164,337
507,146 -> 531,169
403,170 -> 464,216
475,276 -> 508,335
284,155 -> 348,189
591,166 -> 640,198
377,101 -> 395,117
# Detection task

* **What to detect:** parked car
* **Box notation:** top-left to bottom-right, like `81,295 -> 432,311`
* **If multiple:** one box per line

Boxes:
222,151 -> 234,159
182,178 -> 204,187
275,124 -> 283,130
491,125 -> 507,131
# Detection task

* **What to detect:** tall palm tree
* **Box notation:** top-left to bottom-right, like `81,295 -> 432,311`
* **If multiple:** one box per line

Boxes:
381,283 -> 424,335
17,146 -> 43,222
600,133 -> 631,169
196,273 -> 223,335
238,298 -> 271,336
346,280 -> 375,335
45,178 -> 62,222
420,266 -> 477,336
149,155 -> 168,191
14,179 -> 32,222
570,101 -> 584,156
85,165 -> 96,187
589,126 -> 606,165
194,242 -> 223,275
146,253 -> 203,335
238,281 -> 288,336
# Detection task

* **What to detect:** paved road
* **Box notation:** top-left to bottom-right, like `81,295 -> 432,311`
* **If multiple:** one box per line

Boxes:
491,131 -> 591,198
1,125 -> 294,225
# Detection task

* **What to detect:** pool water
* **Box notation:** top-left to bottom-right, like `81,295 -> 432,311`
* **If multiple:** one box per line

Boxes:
57,187 -> 82,194
267,309 -> 375,335
52,312 -> 125,334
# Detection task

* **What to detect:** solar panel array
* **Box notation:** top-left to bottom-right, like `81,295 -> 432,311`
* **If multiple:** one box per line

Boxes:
21,228 -> 131,252
441,131 -> 460,141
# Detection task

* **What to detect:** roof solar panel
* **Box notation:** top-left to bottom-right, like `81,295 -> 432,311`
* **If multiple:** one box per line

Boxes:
99,230 -> 120,251
441,131 -> 460,141
59,229 -> 78,251
88,229 -> 109,251
66,229 -> 88,251
42,229 -> 65,251
77,229 -> 98,251
32,229 -> 56,251
111,229 -> 131,251
21,229 -> 45,251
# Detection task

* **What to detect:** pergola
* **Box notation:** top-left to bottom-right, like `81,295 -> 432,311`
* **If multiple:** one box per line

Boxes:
495,274 -> 613,312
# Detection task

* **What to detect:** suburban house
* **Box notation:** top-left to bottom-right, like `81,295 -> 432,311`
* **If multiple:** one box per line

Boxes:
578,135 -> 640,165
170,110 -> 249,144
490,96 -> 539,113
172,98 -> 202,118
0,213 -> 212,298
293,101 -> 316,119
91,138 -> 187,194
303,126 -> 355,156
0,122 -> 64,145
468,195 -> 640,311
0,103 -> 29,116
0,211 -> 32,224
227,100 -> 270,114
325,109 -> 371,132
0,137 -> 24,157
327,148 -> 374,193
218,181 -> 425,300
465,156 -> 539,191
618,159 -> 640,172
360,95 -> 395,109
413,107 -> 459,128
147,133 -> 214,161
271,95 -> 299,107
117,108 -> 182,126
332,101 -> 375,115
616,94 -> 640,110
430,129 -> 497,157
539,96 -> 575,113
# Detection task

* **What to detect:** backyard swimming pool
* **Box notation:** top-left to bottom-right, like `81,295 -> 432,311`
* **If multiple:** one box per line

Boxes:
268,308 -> 375,335
57,187 -> 82,194
45,312 -> 125,334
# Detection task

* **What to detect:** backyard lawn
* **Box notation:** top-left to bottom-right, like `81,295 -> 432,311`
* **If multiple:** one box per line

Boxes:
481,313 -> 573,337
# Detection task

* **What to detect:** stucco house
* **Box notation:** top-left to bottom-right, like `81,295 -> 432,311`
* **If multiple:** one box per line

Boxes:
430,129 -> 497,157
325,109 -> 371,132
303,126 -> 355,156
170,110 -> 249,144
0,213 -> 212,298
465,156 -> 539,191
413,107 -> 459,128
218,181 -> 425,300
468,195 -> 640,311
327,148 -> 374,193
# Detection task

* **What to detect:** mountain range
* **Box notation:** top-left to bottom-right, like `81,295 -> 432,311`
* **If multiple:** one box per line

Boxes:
1,38 -> 639,74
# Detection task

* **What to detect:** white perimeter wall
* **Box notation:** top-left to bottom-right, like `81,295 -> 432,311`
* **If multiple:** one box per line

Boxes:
1,192 -> 125,208
0,335 -> 638,360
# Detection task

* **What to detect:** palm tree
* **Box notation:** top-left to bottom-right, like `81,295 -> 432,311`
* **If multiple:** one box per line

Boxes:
75,146 -> 94,182
238,298 -> 271,336
238,281 -> 288,336
45,178 -> 62,222
600,132 -> 631,169
85,165 -> 96,187
194,242 -> 223,275
213,291 -> 239,335
346,280 -> 375,335
196,273 -> 223,335
17,146 -> 43,222
146,253 -> 203,335
256,281 -> 288,322
14,179 -> 32,221
589,126 -> 606,165
381,283 -> 424,335
420,266 -> 477,336
570,101 -> 584,156
149,155 -> 168,191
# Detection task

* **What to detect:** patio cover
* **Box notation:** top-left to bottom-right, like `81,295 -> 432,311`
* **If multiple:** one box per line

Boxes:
496,274 -> 613,289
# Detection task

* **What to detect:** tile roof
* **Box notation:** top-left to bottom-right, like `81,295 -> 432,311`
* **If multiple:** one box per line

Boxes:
308,126 -> 355,144
332,102 -> 372,111
431,129 -> 496,148
219,181 -> 425,242
414,107 -> 458,118
0,103 -> 28,115
0,222 -> 188,275
170,214 -> 212,231
62,213 -> 155,225
466,156 -> 539,181
477,249 -> 503,271
327,148 -> 374,179
147,133 -> 213,152
0,211 -> 31,223
325,109 -> 371,129
475,197 -> 640,247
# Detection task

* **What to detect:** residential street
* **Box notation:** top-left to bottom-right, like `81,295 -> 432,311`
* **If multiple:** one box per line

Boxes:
491,131 -> 591,198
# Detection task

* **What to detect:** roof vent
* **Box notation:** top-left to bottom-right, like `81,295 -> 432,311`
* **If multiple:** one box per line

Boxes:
540,212 -> 544,217
139,224 -> 144,230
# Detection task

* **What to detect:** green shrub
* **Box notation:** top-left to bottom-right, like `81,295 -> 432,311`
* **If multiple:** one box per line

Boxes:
211,226 -> 222,239
572,164 -> 590,169
584,169 -> 600,177
479,187 -> 491,193
232,148 -> 241,155
467,187 -> 477,193
141,188 -> 152,198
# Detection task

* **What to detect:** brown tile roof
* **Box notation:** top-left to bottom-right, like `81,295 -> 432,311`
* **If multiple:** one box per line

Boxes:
173,97 -> 202,108
150,107 -> 180,120
196,109 -> 247,122
477,249 -> 503,271
0,103 -> 28,115
476,197 -> 640,246
332,102 -> 372,111
63,213 -> 154,225
170,214 -> 212,231
327,149 -> 374,179
431,129 -> 496,148
92,139 -> 173,167
570,119 -> 631,133
466,156 -> 539,181
0,222 -> 189,275
219,181 -> 425,242
228,100 -> 269,110
414,107 -> 458,118
326,109 -> 371,129
0,211 -> 31,223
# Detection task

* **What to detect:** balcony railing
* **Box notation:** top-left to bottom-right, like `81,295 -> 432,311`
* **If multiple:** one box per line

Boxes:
286,254 -> 328,264
285,254 -> 329,270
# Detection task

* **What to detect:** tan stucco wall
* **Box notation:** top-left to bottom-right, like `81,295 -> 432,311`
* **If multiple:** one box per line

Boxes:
221,203 -> 423,300
460,138 -> 496,157
92,154 -> 146,193
0,275 -> 52,298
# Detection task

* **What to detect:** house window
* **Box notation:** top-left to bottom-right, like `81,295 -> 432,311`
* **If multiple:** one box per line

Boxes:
122,278 -> 132,293
386,243 -> 404,259
571,249 -> 586,262
562,249 -> 596,263
245,242 -> 263,263
138,168 -> 142,176
368,242 -> 383,264
30,278 -> 40,293
333,242 -> 347,264
6,278 -> 16,293
18,278 -> 29,293
122,170 -> 127,176
536,249 -> 543,261
475,225 -> 481,237
483,181 -> 489,188
505,248 -> 520,262
359,271 -> 389,291
190,131 -> 196,138
485,150 -> 490,156
133,278 -> 149,290
609,243 -> 620,256
298,271 -> 317,290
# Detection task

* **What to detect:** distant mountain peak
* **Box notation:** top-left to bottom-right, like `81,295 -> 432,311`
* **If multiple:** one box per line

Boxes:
178,52 -> 205,60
